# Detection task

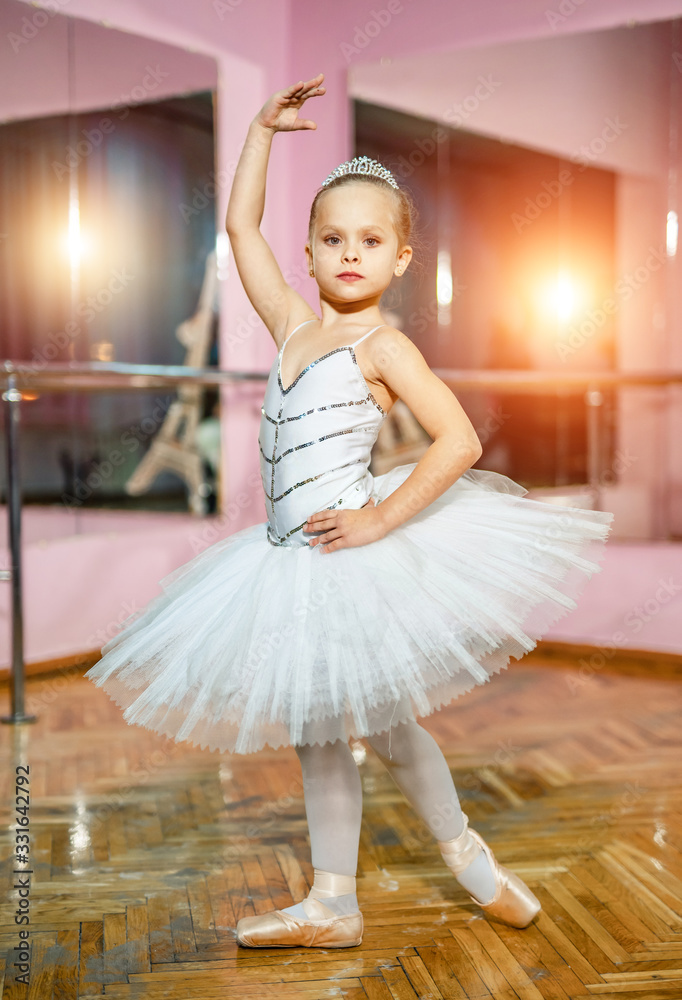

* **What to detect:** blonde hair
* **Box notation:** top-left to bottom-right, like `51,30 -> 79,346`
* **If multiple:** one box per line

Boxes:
307,174 -> 420,268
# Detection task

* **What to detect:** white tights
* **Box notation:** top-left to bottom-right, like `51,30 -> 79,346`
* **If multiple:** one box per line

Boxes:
283,717 -> 496,920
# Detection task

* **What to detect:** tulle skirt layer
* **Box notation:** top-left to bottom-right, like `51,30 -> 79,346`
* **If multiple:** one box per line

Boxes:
85,463 -> 614,755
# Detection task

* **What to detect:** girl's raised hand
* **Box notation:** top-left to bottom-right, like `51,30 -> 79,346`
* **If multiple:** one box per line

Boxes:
255,74 -> 326,133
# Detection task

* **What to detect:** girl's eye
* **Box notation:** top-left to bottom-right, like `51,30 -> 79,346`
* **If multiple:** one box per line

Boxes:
323,236 -> 380,246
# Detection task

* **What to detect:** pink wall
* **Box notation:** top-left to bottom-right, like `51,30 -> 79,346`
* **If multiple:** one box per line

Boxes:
348,20 -> 681,540
2,508 -> 681,668
9,0 -> 682,540
348,23 -> 671,176
12,0 -> 682,537
0,1 -> 218,122
4,0 -> 682,665
286,0 -> 682,316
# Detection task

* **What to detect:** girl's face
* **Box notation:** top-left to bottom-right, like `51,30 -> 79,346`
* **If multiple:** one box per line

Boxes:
306,182 -> 411,304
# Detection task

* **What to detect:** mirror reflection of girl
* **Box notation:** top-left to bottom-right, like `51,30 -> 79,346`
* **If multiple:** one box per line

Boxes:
86,74 -> 613,950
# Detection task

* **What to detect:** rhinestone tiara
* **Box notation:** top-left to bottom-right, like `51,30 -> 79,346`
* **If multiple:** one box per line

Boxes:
321,155 -> 399,190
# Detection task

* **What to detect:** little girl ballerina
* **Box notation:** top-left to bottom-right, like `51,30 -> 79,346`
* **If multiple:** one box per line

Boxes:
85,73 -> 614,949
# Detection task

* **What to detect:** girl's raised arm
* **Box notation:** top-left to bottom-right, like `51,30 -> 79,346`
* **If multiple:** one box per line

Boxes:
225,75 -> 325,346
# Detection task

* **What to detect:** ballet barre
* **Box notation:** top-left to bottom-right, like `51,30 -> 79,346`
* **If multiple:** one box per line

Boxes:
0,361 -> 267,727
1,360 -> 680,725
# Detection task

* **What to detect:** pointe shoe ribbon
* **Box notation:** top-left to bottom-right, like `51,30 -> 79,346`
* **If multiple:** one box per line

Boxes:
236,896 -> 363,948
438,814 -> 541,929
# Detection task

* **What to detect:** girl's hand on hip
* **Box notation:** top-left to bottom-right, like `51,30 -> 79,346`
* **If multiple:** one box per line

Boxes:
305,498 -> 387,553
256,74 -> 326,133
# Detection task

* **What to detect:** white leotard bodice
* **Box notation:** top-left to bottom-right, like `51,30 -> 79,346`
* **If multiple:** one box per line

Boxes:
258,319 -> 387,547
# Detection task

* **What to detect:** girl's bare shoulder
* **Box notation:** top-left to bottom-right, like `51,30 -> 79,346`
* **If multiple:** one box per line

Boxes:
357,325 -> 423,405
363,325 -> 420,367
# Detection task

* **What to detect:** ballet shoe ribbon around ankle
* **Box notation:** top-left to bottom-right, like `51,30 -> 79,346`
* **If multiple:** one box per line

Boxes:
437,821 -> 542,927
437,814 -> 482,873
308,868 -> 356,898
302,868 -> 358,920
309,868 -> 355,899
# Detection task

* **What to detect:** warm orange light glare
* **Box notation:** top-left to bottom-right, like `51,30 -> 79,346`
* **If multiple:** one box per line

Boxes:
65,195 -> 92,267
539,271 -> 586,325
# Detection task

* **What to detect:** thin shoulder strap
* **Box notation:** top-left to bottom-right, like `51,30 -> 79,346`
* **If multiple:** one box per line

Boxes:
350,324 -> 385,348
283,317 -> 317,345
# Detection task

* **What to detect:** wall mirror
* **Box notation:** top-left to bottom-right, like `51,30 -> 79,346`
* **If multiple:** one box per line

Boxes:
0,0 -> 220,514
350,18 -> 681,537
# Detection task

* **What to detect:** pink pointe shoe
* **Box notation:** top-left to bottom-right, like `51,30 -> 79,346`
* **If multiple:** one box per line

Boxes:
236,894 -> 363,948
438,814 -> 541,928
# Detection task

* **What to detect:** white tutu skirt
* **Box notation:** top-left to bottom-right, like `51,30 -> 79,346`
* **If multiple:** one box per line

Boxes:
85,463 -> 614,755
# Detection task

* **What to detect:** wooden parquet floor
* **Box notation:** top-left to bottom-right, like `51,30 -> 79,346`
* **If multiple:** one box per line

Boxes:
0,652 -> 681,999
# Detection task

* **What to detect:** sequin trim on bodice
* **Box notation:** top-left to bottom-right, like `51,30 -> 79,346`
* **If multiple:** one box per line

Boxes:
258,320 -> 388,547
